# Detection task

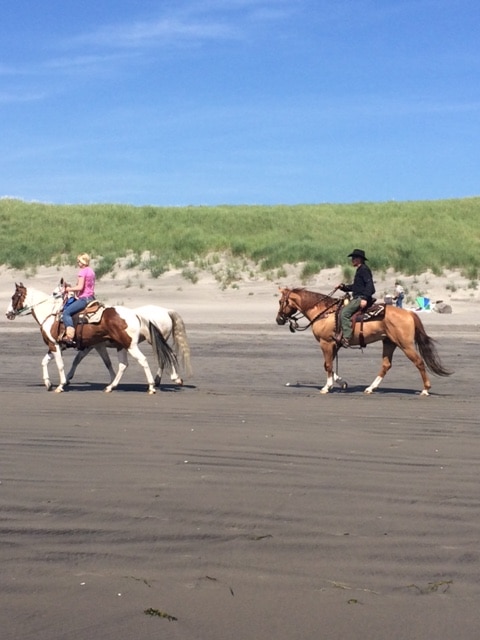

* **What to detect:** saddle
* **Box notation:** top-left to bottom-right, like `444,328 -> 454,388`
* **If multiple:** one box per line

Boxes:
76,300 -> 106,325
53,300 -> 106,348
335,301 -> 386,348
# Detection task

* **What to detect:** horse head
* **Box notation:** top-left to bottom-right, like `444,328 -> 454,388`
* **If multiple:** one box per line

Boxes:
6,282 -> 27,320
52,278 -> 69,303
276,288 -> 298,325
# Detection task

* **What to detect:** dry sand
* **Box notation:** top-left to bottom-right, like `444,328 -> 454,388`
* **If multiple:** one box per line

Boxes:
1,265 -> 480,639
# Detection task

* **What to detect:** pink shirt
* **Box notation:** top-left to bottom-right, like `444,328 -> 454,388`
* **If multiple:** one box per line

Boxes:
78,266 -> 95,299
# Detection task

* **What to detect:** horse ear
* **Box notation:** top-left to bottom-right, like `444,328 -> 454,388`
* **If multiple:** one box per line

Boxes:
60,277 -> 64,285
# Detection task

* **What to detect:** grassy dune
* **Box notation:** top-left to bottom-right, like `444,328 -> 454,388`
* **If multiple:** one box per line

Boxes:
1,197 -> 479,282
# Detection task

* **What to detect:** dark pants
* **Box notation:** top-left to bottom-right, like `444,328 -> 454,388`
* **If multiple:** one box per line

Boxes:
340,297 -> 362,340
62,297 -> 93,328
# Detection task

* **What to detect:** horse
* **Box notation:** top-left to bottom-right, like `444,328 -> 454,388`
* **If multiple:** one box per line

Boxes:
65,304 -> 192,388
276,287 -> 452,395
6,283 -> 177,394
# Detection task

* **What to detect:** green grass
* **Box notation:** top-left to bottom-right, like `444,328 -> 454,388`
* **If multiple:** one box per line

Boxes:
1,197 -> 479,279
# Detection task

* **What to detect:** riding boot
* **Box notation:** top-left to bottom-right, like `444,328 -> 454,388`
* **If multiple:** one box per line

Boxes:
62,326 -> 76,348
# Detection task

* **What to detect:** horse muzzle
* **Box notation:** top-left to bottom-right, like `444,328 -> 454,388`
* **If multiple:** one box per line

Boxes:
276,313 -> 287,325
6,310 -> 16,320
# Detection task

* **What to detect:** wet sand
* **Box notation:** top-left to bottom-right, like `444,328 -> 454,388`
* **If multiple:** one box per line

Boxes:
1,319 -> 480,639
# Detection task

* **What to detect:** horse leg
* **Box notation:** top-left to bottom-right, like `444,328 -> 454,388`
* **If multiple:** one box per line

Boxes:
104,349 -> 129,393
127,345 -> 156,394
365,340 -> 397,394
66,345 -> 94,385
319,341 -> 336,394
155,354 -> 182,386
41,351 -> 54,391
169,360 -> 183,386
399,344 -> 432,396
94,344 -> 116,384
52,347 -> 67,393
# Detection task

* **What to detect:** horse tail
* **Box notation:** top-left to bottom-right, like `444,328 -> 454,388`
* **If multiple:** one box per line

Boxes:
168,311 -> 192,377
412,313 -> 452,377
149,321 -> 179,376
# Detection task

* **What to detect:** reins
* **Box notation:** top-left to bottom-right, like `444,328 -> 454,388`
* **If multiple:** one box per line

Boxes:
12,291 -> 62,318
286,288 -> 342,333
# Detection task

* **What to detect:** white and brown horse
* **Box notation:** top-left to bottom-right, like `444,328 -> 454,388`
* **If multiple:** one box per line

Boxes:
6,283 -> 177,394
276,287 -> 451,395
65,304 -> 192,388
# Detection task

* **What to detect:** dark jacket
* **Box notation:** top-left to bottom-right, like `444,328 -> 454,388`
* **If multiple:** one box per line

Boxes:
341,263 -> 375,303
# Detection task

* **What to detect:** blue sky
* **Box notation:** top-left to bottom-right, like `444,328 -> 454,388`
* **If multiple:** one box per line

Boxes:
1,0 -> 479,205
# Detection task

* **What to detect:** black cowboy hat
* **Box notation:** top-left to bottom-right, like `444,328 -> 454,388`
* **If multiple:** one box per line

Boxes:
347,249 -> 368,261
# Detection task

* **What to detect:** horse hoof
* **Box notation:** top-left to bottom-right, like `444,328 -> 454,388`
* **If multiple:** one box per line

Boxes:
364,388 -> 374,394
175,378 -> 183,386
420,389 -> 430,396
45,382 -> 53,392
148,388 -> 156,395
54,386 -> 64,394
319,387 -> 331,394
104,387 -> 112,393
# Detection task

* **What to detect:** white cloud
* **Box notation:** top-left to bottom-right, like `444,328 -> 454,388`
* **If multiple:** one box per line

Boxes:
64,0 -> 295,51
0,90 -> 46,104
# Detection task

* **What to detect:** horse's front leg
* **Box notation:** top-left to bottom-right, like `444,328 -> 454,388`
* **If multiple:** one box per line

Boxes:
319,340 -> 336,394
52,346 -> 67,393
41,351 -> 54,391
104,349 -> 128,393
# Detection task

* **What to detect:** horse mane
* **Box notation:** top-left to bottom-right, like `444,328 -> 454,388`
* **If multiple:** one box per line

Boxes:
290,287 -> 338,308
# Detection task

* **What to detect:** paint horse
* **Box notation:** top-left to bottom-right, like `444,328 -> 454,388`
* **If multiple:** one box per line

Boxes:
276,287 -> 451,395
65,304 -> 192,388
6,283 -> 177,394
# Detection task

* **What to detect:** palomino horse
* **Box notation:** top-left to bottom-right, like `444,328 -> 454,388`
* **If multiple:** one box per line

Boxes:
276,287 -> 451,395
6,283 -> 177,394
65,304 -> 192,388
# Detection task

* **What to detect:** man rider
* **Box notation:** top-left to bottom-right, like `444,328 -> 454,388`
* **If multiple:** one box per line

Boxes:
337,249 -> 375,348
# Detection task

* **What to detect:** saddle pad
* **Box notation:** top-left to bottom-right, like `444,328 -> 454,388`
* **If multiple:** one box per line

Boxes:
78,303 -> 105,324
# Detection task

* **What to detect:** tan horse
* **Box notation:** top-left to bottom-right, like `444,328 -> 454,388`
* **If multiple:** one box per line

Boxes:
276,287 -> 451,395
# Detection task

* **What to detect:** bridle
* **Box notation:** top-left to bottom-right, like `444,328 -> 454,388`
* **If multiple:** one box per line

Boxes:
278,288 -> 342,333
8,285 -> 62,319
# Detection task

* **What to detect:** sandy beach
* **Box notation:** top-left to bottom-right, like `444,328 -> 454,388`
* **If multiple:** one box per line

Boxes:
1,265 -> 480,639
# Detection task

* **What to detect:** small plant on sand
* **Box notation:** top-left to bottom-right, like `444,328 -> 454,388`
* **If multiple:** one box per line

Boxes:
95,254 -> 117,279
181,267 -> 199,284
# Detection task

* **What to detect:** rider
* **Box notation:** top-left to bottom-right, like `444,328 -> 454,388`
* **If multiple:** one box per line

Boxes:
337,249 -> 375,348
62,253 -> 96,347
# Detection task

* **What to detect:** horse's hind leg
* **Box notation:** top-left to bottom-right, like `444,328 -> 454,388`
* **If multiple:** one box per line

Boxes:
365,339 -> 397,394
127,345 -> 156,394
400,344 -> 432,396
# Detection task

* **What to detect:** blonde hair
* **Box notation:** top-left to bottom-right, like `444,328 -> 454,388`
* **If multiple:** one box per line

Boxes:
77,253 -> 90,266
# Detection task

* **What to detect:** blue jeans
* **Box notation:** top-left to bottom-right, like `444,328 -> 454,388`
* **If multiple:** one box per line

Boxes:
62,297 -> 94,328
